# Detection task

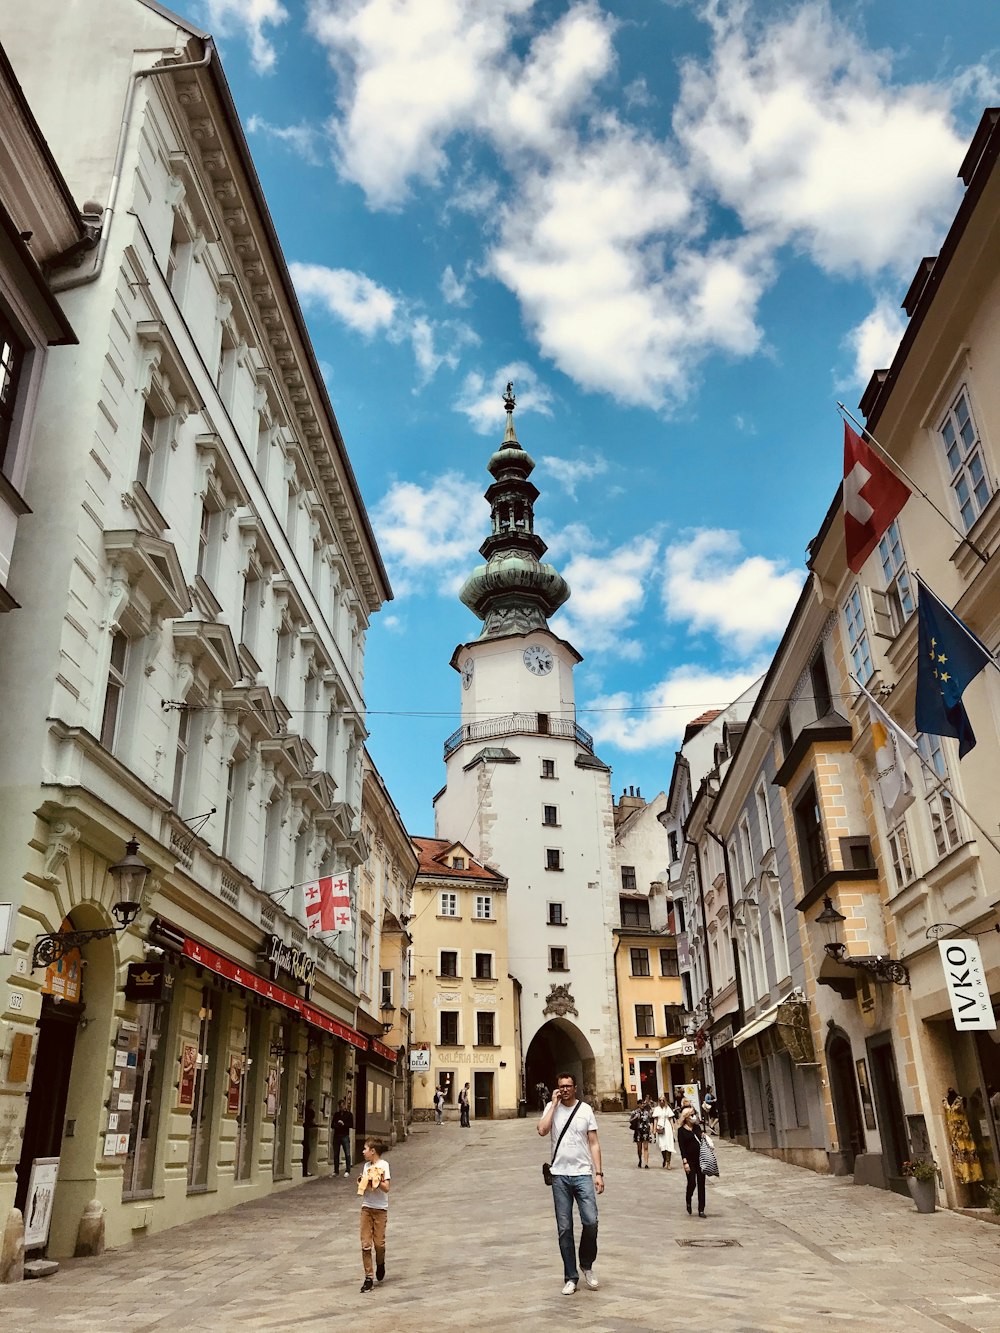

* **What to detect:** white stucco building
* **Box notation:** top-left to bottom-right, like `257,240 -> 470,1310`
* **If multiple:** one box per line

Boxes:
0,1 -> 390,1268
433,388 -> 621,1106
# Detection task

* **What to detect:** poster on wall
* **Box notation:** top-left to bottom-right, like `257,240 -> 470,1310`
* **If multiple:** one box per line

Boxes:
677,1082 -> 701,1117
23,1157 -> 59,1249
178,1042 -> 198,1109
265,1064 -> 279,1117
227,1054 -> 244,1115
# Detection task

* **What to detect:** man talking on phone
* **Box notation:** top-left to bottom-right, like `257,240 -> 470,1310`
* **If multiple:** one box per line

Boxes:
537,1072 -> 604,1295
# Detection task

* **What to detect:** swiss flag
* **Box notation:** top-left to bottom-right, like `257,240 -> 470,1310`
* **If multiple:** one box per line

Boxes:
843,422 -> 910,573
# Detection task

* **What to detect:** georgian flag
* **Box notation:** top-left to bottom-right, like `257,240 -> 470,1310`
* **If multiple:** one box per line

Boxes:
303,875 -> 352,936
843,422 -> 910,573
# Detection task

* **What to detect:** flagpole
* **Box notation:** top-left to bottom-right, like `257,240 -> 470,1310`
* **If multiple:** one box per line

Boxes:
837,402 -> 989,564
851,675 -> 1000,858
914,572 -> 1000,679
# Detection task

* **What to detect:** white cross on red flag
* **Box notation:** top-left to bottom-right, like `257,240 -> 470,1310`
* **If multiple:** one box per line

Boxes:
303,875 -> 351,935
843,422 -> 910,573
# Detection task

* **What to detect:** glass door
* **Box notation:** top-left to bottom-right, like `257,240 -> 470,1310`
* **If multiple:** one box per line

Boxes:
123,1003 -> 166,1198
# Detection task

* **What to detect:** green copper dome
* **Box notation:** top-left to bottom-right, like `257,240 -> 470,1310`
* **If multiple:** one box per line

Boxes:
457,383 -> 571,640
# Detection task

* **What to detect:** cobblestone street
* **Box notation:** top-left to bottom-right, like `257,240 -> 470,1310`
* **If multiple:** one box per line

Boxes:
3,1115 -> 1000,1333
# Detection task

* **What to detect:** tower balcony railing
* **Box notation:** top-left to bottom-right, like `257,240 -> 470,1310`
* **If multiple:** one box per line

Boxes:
444,712 -> 593,759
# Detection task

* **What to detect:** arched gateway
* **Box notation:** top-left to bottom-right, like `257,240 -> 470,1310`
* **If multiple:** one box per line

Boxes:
525,1019 -> 597,1108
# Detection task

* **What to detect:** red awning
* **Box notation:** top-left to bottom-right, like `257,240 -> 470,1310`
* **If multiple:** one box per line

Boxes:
181,936 -> 368,1050
369,1038 -> 398,1062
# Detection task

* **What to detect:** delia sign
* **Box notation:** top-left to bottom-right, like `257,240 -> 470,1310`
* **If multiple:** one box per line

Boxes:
937,939 -> 997,1030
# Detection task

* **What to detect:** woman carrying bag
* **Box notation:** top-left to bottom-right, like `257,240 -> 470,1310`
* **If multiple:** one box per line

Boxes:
676,1100 -> 709,1218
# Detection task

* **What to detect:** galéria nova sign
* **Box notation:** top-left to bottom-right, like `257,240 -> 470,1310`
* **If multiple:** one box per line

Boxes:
938,939 -> 997,1031
265,934 -> 316,989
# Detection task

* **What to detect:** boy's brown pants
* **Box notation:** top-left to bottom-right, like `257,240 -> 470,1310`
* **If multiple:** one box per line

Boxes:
360,1206 -> 387,1276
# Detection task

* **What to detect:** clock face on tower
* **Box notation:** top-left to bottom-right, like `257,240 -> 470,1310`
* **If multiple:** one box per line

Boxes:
460,658 -> 475,690
523,645 -> 554,676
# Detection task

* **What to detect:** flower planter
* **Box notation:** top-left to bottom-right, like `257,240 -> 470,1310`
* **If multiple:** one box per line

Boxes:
907,1176 -> 937,1213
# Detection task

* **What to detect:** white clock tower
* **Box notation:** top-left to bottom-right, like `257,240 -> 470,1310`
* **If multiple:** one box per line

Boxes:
434,386 -> 622,1106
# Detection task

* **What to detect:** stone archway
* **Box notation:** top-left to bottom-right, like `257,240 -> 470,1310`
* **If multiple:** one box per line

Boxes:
525,1019 -> 597,1112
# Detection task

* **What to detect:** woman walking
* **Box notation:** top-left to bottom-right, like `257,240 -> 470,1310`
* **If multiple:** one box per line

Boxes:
676,1099 -> 707,1218
630,1096 -> 653,1168
651,1094 -> 675,1168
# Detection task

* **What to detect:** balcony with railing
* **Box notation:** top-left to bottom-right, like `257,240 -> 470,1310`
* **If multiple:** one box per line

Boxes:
444,711 -> 593,759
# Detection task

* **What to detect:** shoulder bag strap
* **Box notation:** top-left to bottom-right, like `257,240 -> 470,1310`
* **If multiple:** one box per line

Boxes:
550,1101 -> 582,1168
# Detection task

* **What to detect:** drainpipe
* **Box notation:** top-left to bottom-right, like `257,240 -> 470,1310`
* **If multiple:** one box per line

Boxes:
611,933 -> 629,1108
705,825 -> 745,1027
52,39 -> 215,292
685,833 -> 716,1106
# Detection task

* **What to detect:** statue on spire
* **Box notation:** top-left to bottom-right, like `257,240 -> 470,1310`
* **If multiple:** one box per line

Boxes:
503,381 -> 515,412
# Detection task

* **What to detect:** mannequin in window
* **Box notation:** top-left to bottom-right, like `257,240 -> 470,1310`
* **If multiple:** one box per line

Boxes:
943,1088 -> 984,1184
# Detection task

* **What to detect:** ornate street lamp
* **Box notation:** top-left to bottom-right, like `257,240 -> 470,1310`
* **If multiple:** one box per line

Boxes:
815,894 -> 909,987
32,836 -> 150,970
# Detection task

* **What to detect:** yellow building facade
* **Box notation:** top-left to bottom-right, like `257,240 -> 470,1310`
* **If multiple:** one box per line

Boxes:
614,927 -> 686,1108
409,839 -> 521,1119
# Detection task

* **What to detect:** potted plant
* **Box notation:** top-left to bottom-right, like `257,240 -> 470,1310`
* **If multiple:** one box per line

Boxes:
902,1159 -> 937,1213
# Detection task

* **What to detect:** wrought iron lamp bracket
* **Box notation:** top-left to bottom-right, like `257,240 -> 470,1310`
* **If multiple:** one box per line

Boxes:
32,923 -> 124,971
824,942 -> 909,987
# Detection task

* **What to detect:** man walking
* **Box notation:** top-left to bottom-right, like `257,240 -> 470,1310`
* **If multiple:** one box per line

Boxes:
332,1096 -> 354,1177
459,1082 -> 471,1127
537,1072 -> 603,1295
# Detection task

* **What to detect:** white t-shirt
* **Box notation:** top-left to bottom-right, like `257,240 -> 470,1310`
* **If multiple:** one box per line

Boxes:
549,1101 -> 599,1176
359,1158 -> 391,1210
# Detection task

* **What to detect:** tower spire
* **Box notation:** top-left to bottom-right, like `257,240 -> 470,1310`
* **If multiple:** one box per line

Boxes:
458,382 -> 570,639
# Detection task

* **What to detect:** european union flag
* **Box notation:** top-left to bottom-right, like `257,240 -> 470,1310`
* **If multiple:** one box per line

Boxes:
915,577 -> 992,757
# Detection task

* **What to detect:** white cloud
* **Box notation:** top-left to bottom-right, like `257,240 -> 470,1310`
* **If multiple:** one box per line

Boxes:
441,265 -> 469,305
204,0 -> 288,73
290,261 -> 475,384
586,664 -> 765,753
302,0 -> 976,410
454,364 -> 554,434
843,295 -> 907,389
290,262 -> 397,336
306,0 -> 533,208
663,529 -> 804,652
673,2 -> 966,275
379,613 -> 405,634
371,472 -> 485,597
550,532 -> 659,657
246,114 -> 320,163
539,454 -> 608,499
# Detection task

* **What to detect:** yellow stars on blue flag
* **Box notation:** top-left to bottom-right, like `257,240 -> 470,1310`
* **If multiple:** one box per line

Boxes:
914,578 -> 992,758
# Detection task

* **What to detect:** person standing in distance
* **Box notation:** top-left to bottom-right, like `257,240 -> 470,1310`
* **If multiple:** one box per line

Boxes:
459,1081 -> 471,1128
332,1096 -> 354,1178
537,1072 -> 604,1295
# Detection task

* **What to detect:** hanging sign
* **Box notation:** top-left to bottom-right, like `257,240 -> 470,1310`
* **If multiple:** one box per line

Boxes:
409,1045 -> 430,1071
125,959 -> 168,1002
938,939 -> 997,1030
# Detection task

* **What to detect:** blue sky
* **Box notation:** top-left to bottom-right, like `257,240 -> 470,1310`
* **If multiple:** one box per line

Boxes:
192,0 -> 999,833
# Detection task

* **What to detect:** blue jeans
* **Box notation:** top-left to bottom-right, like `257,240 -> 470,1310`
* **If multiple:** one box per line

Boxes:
333,1134 -> 351,1173
551,1174 -> 598,1283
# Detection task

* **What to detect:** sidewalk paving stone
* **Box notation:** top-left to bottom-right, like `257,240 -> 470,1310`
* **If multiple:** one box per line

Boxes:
1,1114 -> 999,1331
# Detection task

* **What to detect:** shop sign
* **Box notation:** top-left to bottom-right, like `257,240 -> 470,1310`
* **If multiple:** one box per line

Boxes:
409,1046 -> 430,1071
182,935 -> 368,1049
264,934 -> 316,989
124,959 -> 169,1002
713,1022 -> 734,1049
938,939 -> 997,1030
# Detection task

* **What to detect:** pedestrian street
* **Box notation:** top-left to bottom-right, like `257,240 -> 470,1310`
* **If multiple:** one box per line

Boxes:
3,1114 -> 1000,1333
